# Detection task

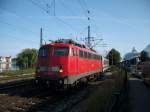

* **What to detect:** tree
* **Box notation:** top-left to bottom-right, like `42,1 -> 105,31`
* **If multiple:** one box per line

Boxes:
16,48 -> 38,69
106,48 -> 121,65
140,50 -> 149,62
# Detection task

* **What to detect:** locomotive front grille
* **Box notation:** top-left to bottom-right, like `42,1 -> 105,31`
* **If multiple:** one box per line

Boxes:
38,66 -> 61,72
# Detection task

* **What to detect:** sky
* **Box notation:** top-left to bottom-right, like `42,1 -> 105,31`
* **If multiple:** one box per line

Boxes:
0,0 -> 150,58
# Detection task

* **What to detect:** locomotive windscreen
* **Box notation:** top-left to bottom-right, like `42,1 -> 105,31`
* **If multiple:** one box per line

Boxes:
38,47 -> 48,57
54,47 -> 69,56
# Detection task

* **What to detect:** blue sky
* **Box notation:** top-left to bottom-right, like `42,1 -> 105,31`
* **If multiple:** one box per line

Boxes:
0,0 -> 150,57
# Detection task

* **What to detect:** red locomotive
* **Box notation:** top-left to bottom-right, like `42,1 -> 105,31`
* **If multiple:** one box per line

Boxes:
35,39 -> 107,87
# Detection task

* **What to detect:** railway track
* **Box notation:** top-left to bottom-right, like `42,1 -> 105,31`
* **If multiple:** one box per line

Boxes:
0,79 -> 105,112
0,76 -> 106,112
0,79 -> 34,91
0,75 -> 34,84
25,80 -> 104,112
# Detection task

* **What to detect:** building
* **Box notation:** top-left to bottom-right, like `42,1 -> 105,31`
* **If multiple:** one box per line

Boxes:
0,56 -> 12,72
124,47 -> 140,60
144,44 -> 150,57
122,47 -> 140,74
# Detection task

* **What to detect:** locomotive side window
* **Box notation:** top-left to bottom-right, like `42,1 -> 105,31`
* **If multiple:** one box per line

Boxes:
79,50 -> 84,58
100,56 -> 102,60
91,53 -> 94,60
88,52 -> 91,59
38,47 -> 48,57
79,51 -> 100,60
95,55 -> 98,60
54,47 -> 69,56
93,54 -> 95,60
84,52 -> 88,58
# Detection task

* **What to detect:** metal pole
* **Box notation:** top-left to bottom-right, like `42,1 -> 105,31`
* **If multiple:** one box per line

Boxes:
88,25 -> 90,47
87,10 -> 91,48
40,28 -> 42,47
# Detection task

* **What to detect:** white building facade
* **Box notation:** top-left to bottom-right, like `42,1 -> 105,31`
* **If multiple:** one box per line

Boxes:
0,56 -> 12,72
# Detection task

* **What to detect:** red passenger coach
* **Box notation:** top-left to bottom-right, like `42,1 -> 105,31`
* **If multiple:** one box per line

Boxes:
35,39 -> 103,87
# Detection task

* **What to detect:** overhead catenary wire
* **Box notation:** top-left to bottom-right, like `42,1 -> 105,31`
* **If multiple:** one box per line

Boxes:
0,7 -> 35,27
77,0 -> 107,49
28,0 -> 105,47
29,0 -> 48,12
82,0 -> 89,11
36,0 -> 55,14
59,0 -> 77,16
29,0 -> 93,41
76,26 -> 88,41
77,0 -> 89,18
0,7 -> 55,43
28,0 -> 77,33
0,0 -> 78,36
27,0 -> 91,40
1,30 -> 38,44
60,1 -> 108,46
0,20 -> 39,44
0,20 -> 37,34
77,0 -> 101,37
59,0 -> 88,29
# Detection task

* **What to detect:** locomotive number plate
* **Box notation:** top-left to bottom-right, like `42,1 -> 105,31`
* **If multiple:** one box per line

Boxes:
51,67 -> 59,72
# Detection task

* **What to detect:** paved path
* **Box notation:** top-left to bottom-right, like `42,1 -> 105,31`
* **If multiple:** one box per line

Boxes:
120,78 -> 150,112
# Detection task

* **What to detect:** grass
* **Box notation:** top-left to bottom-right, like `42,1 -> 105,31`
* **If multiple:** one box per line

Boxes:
75,66 -> 127,112
0,68 -> 35,77
87,79 -> 115,112
89,72 -> 126,112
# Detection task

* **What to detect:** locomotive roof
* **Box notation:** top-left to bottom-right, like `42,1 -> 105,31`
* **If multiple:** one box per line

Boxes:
41,39 -> 98,54
43,43 -> 96,53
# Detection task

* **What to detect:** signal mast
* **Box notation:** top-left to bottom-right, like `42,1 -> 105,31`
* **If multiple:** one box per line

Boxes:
85,10 -> 106,49
86,10 -> 92,48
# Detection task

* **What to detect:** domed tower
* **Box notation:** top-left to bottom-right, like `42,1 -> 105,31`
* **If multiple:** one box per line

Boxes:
124,47 -> 139,61
123,47 -> 140,74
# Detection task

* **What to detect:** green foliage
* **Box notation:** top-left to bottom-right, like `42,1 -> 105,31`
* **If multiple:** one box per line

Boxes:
140,50 -> 150,62
107,48 -> 121,65
16,48 -> 38,69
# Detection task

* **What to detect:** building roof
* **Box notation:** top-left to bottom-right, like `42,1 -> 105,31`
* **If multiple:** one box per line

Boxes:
123,47 -> 140,60
144,44 -> 150,57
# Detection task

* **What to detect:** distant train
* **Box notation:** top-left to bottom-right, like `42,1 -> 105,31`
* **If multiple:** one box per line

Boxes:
137,61 -> 150,79
122,55 -> 140,75
35,39 -> 109,88
102,56 -> 109,72
122,53 -> 150,80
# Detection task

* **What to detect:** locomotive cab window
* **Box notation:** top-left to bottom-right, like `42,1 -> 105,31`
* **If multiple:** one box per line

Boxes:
54,47 -> 69,56
38,47 -> 48,57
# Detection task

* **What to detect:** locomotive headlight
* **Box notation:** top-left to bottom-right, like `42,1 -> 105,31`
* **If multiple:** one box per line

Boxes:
59,69 -> 63,73
59,65 -> 63,73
